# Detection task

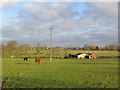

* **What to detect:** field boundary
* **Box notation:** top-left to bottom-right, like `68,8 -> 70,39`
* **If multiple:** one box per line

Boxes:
8,56 -> 120,59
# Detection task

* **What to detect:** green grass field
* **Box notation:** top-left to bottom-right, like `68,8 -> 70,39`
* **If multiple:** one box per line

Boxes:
2,57 -> 118,88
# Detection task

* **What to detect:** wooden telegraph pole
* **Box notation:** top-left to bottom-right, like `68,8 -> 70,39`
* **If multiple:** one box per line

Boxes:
50,27 -> 52,63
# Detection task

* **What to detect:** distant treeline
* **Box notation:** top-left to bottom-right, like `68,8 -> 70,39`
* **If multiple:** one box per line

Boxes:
1,40 -> 120,57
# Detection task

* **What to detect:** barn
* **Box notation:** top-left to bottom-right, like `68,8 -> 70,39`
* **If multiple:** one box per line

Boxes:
89,53 -> 96,59
64,53 -> 96,59
77,53 -> 87,59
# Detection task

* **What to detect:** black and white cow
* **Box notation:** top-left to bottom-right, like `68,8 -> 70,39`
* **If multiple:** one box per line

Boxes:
24,57 -> 28,61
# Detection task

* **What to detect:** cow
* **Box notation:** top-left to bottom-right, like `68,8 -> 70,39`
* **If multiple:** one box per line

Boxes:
24,57 -> 28,61
35,57 -> 40,64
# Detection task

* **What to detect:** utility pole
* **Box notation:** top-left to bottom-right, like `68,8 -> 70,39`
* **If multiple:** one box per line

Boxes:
50,27 -> 52,63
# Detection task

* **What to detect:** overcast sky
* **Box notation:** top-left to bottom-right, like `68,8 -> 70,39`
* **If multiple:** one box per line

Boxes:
1,0 -> 118,47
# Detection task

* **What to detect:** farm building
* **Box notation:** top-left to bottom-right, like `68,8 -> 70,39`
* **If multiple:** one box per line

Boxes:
84,53 -> 96,59
77,53 -> 87,59
64,53 -> 96,59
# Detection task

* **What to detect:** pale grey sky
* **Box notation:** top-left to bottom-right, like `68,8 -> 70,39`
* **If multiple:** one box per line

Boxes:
1,1 -> 118,46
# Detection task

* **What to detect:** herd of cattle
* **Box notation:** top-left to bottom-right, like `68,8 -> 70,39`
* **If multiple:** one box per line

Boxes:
24,57 -> 40,64
64,53 -> 96,59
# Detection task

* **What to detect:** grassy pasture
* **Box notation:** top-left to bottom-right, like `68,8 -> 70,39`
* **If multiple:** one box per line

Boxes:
2,57 -> 118,88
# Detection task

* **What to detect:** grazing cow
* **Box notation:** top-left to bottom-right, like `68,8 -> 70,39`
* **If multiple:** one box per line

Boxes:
35,57 -> 40,64
24,57 -> 28,61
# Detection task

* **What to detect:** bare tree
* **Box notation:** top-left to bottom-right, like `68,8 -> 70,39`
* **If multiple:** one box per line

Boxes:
104,44 -> 118,51
6,40 -> 17,56
83,44 -> 98,50
19,44 -> 31,55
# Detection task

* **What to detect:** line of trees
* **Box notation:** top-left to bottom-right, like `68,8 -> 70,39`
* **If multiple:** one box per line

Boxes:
82,44 -> 119,51
1,40 -> 120,57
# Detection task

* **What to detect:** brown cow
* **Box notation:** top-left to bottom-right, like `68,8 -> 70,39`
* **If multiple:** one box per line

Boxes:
35,57 -> 40,64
